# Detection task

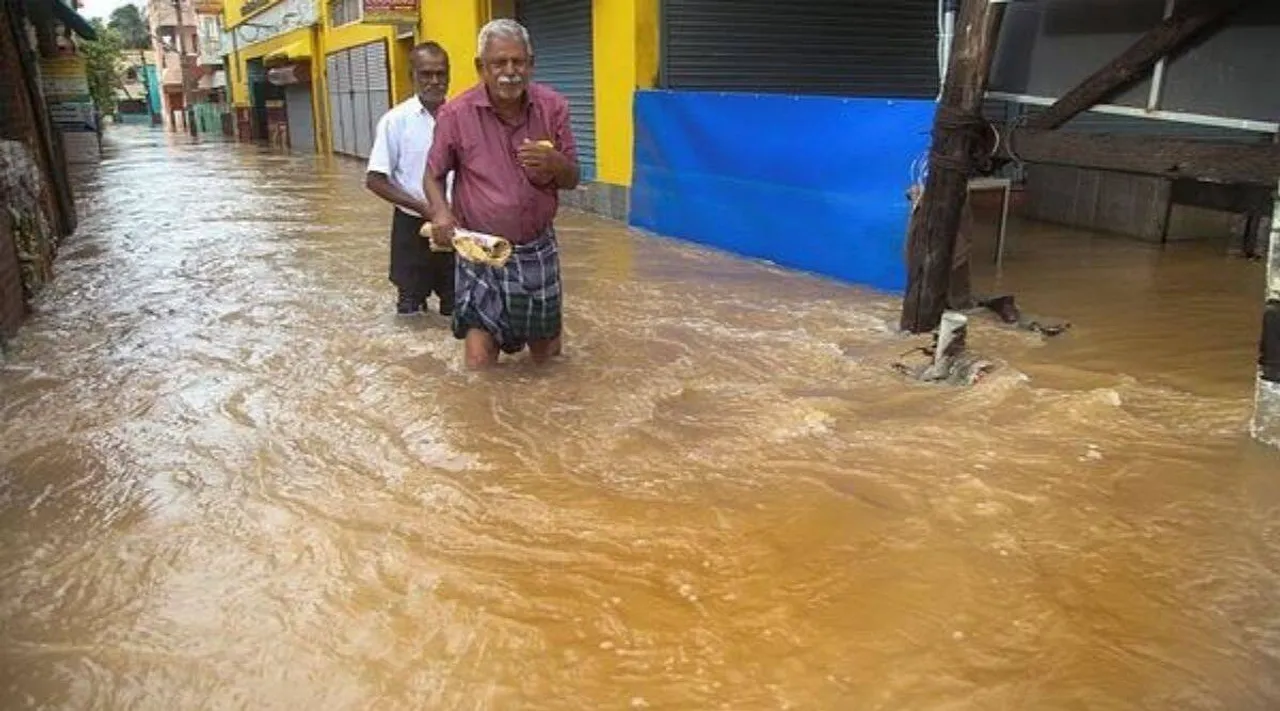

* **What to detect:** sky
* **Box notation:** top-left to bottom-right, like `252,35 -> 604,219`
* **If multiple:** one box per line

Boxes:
79,0 -> 140,21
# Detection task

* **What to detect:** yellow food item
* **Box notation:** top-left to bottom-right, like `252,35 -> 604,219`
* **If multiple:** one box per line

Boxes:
418,223 -> 512,267
534,140 -> 554,149
453,234 -> 512,267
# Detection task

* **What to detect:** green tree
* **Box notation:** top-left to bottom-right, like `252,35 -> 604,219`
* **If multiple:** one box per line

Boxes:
107,3 -> 150,50
82,19 -> 124,116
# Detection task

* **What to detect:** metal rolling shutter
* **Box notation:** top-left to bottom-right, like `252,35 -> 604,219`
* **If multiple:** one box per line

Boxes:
663,0 -> 939,98
364,41 -> 391,155
349,45 -> 371,156
517,0 -> 596,181
327,52 -> 351,155
326,40 -> 391,158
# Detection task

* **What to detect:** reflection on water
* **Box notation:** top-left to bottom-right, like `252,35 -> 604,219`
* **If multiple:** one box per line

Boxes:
1,127 -> 1278,710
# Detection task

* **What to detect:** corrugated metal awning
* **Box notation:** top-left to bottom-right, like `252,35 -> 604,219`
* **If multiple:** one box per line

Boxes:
48,0 -> 97,40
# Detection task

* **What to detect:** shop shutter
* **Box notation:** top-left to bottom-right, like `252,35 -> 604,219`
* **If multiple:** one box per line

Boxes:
326,40 -> 391,159
517,0 -> 596,181
663,0 -> 939,98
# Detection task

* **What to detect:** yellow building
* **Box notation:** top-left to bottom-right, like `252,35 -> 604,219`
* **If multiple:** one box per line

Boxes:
220,0 -> 656,220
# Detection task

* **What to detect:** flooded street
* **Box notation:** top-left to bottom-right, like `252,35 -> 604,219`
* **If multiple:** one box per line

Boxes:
3,126 -> 1280,710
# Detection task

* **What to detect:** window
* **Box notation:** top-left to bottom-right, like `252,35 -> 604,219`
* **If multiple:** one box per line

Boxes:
328,0 -> 361,26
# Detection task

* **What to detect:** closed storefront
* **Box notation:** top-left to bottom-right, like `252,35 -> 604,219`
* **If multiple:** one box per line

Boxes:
661,0 -> 938,98
266,62 -> 315,151
284,84 -> 315,151
517,0 -> 596,181
326,40 -> 390,159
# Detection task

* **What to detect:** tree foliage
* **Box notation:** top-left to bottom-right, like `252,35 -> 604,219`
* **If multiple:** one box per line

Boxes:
107,4 -> 151,50
82,18 -> 124,115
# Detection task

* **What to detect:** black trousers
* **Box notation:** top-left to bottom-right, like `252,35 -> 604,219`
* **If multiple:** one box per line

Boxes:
389,208 -> 454,310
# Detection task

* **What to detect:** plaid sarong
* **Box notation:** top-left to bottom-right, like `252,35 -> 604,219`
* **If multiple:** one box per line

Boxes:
452,228 -> 562,353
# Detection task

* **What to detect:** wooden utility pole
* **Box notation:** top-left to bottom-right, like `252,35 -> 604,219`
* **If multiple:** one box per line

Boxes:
900,0 -> 1007,334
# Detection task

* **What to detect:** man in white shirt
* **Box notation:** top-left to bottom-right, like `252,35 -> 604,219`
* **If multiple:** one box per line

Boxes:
365,42 -> 453,316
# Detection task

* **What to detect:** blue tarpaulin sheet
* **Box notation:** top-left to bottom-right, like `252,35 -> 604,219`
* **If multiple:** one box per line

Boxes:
629,90 -> 937,293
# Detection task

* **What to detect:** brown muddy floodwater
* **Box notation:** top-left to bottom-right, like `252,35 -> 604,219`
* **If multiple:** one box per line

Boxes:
2,127 -> 1279,710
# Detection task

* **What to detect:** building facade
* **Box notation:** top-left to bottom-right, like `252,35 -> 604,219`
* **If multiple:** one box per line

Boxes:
216,0 -> 656,208
1,0 -> 98,338
193,2 -> 228,133
214,0 -> 938,292
146,0 -> 200,131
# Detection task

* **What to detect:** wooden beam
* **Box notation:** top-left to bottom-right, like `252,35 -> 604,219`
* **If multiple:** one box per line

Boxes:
900,0 -> 1007,334
1003,129 -> 1280,186
1026,0 -> 1255,131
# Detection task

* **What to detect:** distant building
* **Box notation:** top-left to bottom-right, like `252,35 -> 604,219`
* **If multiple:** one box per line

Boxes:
114,49 -> 160,124
146,0 -> 199,131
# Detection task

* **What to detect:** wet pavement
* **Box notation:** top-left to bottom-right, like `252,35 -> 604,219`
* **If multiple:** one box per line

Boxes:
2,126 -> 1279,710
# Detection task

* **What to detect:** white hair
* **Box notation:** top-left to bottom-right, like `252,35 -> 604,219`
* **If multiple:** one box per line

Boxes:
477,18 -> 533,58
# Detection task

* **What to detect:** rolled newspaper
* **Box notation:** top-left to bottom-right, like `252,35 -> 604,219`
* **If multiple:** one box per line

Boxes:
419,222 -> 513,268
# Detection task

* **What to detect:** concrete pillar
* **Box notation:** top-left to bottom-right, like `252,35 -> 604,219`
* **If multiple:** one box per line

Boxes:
1253,180 -> 1280,448
591,0 -> 657,188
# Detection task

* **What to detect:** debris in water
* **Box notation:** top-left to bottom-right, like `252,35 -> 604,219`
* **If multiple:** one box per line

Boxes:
894,311 -> 995,386
975,294 -> 1071,337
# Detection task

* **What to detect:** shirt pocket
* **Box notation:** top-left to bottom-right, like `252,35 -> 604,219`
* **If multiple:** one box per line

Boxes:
402,133 -> 429,172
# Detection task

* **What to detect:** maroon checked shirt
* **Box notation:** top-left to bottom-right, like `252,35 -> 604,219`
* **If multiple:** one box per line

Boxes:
427,82 -> 578,245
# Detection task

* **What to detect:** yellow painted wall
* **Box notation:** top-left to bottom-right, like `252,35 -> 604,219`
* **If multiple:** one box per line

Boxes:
591,0 -> 658,187
422,0 -> 487,98
228,53 -> 248,105
221,0 -> 270,30
310,23 -> 326,152
224,25 -> 313,108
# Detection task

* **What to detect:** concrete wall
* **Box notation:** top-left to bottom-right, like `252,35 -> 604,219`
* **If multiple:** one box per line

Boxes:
0,206 -> 23,339
1020,164 -> 1172,241
991,0 -> 1280,124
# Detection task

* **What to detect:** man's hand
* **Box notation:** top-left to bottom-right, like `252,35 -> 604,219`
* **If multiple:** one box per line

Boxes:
517,139 -> 564,174
429,208 -> 457,247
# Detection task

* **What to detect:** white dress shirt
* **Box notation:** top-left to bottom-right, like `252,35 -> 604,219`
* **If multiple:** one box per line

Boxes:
366,95 -> 453,218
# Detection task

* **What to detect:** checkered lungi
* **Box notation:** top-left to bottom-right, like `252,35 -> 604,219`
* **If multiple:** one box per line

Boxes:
452,227 -> 562,353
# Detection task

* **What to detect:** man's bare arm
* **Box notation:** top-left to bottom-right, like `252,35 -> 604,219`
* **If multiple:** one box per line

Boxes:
365,171 -> 430,215
552,155 -> 579,191
422,174 -> 455,245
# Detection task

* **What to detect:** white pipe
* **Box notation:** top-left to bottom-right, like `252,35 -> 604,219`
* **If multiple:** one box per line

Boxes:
1146,0 -> 1177,112
1269,178 -> 1280,301
1251,176 -> 1280,447
936,312 -> 969,361
936,0 -> 949,98
986,91 -> 1279,134
940,10 -> 956,92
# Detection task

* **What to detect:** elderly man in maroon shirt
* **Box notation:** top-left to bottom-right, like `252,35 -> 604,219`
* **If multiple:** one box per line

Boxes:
423,18 -> 579,369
